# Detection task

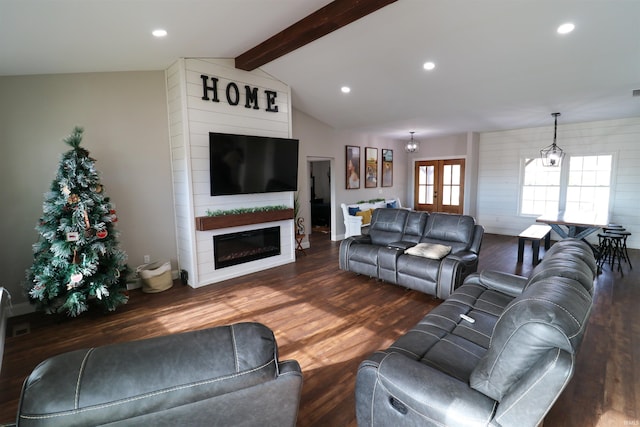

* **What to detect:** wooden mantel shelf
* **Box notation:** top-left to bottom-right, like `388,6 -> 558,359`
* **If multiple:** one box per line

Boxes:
195,208 -> 294,231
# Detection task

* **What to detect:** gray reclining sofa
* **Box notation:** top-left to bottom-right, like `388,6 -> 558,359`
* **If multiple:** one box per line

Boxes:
340,208 -> 484,299
14,322 -> 302,427
355,238 -> 596,427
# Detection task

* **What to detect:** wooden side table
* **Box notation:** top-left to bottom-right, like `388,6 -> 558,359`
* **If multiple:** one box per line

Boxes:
295,234 -> 306,256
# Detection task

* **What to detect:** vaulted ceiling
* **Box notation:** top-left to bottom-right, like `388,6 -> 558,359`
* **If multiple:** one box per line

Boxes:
2,0 -> 639,139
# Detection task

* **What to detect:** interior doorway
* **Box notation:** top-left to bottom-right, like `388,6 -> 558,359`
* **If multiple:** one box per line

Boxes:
414,159 -> 465,214
308,158 -> 334,240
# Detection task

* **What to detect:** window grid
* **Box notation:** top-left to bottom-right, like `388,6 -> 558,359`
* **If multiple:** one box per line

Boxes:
521,155 -> 612,216
566,155 -> 612,213
521,158 -> 561,215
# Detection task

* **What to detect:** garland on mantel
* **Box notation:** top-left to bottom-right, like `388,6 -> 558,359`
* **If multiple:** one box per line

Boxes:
205,205 -> 289,217
356,198 -> 386,204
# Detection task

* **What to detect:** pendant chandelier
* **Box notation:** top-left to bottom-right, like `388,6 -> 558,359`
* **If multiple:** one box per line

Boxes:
405,131 -> 419,153
540,112 -> 565,167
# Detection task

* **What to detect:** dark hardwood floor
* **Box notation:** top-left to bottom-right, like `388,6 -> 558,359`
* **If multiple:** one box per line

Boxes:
1,233 -> 638,426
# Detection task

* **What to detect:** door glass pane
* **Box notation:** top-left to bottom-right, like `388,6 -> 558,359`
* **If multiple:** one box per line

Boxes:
451,186 -> 460,206
418,165 -> 434,204
452,165 -> 461,185
442,186 -> 451,205
443,165 -> 451,185
419,166 -> 426,185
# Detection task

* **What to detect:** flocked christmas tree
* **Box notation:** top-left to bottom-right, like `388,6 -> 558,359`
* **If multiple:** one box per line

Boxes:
25,127 -> 129,317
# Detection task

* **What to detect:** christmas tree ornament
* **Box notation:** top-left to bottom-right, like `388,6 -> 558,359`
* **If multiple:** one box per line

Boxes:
25,126 -> 129,317
70,272 -> 83,284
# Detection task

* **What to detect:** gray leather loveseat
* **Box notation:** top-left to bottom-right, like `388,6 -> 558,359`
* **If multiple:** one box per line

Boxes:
15,322 -> 302,427
355,238 -> 596,427
339,208 -> 484,299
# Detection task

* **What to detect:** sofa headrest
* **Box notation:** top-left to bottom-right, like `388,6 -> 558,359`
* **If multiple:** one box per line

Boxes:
369,208 -> 409,246
528,257 -> 595,295
527,238 -> 597,295
422,213 -> 475,252
470,276 -> 592,401
402,211 -> 429,241
543,239 -> 598,277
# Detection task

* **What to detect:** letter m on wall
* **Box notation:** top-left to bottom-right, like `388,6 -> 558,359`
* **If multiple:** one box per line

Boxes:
244,86 -> 259,110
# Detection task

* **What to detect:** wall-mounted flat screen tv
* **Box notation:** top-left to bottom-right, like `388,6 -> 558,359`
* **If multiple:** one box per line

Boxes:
209,132 -> 299,196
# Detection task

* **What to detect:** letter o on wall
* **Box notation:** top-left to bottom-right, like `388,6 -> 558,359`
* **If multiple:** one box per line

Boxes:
226,82 -> 240,106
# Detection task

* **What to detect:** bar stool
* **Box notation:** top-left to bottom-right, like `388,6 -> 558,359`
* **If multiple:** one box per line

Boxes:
597,231 -> 626,275
604,227 -> 632,270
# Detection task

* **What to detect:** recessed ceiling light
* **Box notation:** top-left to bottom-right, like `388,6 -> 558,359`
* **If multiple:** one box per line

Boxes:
341,86 -> 351,94
557,23 -> 575,34
152,29 -> 168,38
423,61 -> 436,71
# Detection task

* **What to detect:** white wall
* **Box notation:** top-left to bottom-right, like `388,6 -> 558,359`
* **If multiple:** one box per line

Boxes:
0,72 -> 176,311
477,117 -> 640,248
293,109 -> 408,240
404,132 -> 479,216
167,59 -> 295,287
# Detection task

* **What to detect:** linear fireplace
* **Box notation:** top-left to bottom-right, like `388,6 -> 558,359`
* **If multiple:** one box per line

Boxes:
214,226 -> 281,269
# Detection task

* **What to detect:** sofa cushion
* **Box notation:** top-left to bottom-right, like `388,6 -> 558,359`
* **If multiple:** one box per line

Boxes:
469,276 -> 592,401
388,282 -> 511,383
405,243 -> 451,259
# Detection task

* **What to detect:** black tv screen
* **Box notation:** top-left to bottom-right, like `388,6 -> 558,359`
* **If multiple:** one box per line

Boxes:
209,132 -> 299,196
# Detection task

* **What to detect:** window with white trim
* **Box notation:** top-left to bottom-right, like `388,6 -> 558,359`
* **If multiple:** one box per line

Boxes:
521,158 -> 561,215
521,154 -> 612,216
566,155 -> 612,212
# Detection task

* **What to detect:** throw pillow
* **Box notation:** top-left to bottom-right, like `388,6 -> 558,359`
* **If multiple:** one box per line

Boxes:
348,207 -> 361,216
386,200 -> 398,208
405,243 -> 452,260
355,209 -> 372,225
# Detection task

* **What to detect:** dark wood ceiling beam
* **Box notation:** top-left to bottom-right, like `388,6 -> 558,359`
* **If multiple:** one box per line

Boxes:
235,0 -> 398,71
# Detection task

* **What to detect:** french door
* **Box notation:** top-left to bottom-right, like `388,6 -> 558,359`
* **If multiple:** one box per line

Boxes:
414,159 -> 465,214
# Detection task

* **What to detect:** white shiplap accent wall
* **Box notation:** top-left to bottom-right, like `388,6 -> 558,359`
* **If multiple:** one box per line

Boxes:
167,58 -> 295,287
478,117 -> 640,249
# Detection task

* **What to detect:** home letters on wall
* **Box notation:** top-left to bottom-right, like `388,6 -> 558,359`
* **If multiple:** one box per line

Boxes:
200,74 -> 279,113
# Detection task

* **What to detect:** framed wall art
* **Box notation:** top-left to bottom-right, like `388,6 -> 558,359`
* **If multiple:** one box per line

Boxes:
346,145 -> 361,189
365,147 -> 378,188
382,149 -> 393,187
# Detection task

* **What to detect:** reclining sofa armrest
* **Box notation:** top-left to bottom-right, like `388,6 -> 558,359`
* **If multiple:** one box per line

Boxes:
463,270 -> 529,297
339,235 -> 372,270
436,257 -> 464,299
491,348 -> 574,427
437,251 -> 480,299
356,352 -> 496,427
469,224 -> 484,254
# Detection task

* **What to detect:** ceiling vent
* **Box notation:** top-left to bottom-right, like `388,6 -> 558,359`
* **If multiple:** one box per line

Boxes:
633,89 -> 640,97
